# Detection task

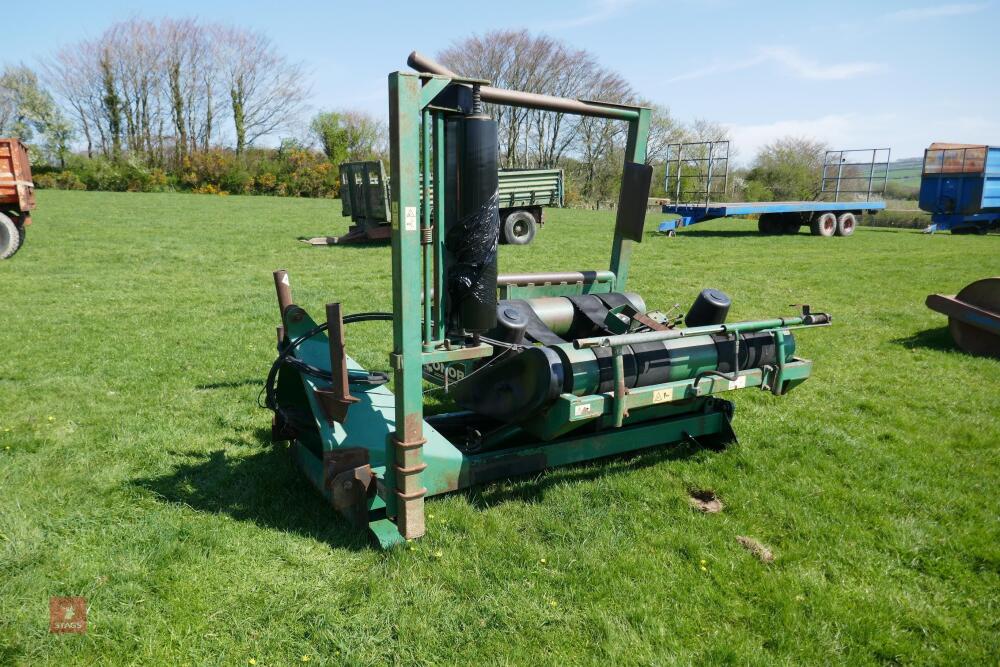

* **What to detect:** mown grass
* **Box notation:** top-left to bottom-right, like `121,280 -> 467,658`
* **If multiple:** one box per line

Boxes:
2,191 -> 998,665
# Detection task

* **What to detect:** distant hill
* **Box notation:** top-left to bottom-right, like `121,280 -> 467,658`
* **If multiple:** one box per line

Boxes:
888,157 -> 923,190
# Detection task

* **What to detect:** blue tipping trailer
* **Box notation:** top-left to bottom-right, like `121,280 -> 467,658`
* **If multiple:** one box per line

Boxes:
918,143 -> 1000,234
658,145 -> 890,237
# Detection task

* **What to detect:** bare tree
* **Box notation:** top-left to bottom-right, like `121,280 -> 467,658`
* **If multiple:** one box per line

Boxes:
644,103 -> 685,165
213,25 -> 308,154
438,28 -> 639,201
163,18 -> 214,162
45,18 -> 302,161
440,30 -> 629,170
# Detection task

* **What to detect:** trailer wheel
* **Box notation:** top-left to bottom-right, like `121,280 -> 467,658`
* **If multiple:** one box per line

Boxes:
835,212 -> 857,237
0,212 -> 20,260
758,214 -> 780,235
810,212 -> 837,237
502,210 -> 537,245
780,213 -> 802,234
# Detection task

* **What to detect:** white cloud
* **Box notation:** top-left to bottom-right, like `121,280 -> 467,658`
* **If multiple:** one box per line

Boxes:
759,48 -> 886,80
726,113 -> 899,162
666,47 -> 885,83
725,110 -> 1000,164
545,0 -> 639,29
888,3 -> 989,21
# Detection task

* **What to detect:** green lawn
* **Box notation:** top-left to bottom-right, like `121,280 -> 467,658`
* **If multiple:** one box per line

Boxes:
2,191 -> 998,665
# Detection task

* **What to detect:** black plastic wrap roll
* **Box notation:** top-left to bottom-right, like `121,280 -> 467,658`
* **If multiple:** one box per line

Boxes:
686,288 -> 731,327
445,114 -> 500,334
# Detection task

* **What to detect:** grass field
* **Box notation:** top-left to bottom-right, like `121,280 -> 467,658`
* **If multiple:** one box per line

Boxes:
2,191 -> 998,665
887,163 -> 923,190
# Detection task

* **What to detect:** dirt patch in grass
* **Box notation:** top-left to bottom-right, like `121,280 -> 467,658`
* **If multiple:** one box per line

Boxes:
689,489 -> 723,513
737,535 -> 775,563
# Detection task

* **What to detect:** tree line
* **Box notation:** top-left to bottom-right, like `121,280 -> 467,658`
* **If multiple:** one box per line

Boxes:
1,21 -> 862,204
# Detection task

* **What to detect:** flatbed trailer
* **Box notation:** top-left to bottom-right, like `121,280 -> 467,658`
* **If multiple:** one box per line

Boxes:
657,144 -> 889,237
660,200 -> 885,237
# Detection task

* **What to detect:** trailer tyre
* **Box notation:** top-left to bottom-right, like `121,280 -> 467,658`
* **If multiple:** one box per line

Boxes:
758,214 -> 779,235
0,212 -> 21,260
502,210 -> 537,245
810,212 -> 837,237
780,213 -> 802,234
835,212 -> 857,237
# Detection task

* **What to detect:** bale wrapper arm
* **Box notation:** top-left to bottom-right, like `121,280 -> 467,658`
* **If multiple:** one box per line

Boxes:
262,53 -> 832,548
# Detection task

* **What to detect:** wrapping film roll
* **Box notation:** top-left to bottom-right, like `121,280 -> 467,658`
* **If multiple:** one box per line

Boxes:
445,113 -> 500,334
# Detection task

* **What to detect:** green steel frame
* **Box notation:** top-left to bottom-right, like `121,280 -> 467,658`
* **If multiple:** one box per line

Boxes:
384,71 -> 654,544
271,68 -> 822,548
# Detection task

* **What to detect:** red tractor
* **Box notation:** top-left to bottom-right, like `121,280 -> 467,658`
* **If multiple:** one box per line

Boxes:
0,138 -> 36,260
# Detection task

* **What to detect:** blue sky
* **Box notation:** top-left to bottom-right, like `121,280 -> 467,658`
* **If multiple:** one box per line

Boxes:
6,0 -> 998,161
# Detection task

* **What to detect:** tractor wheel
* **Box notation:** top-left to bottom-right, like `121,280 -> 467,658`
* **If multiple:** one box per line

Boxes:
758,213 -> 779,235
810,212 -> 837,237
948,277 -> 1000,358
0,212 -> 20,260
502,210 -> 537,245
835,212 -> 857,237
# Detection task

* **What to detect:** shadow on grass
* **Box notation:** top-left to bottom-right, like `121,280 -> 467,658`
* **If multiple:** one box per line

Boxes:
195,379 -> 262,390
294,236 -> 390,251
132,428 -> 370,551
893,326 -> 956,353
133,426 -> 719,549
643,228 -> 763,239
461,436 -> 714,510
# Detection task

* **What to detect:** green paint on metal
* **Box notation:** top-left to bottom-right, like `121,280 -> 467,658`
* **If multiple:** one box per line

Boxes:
459,408 -> 726,488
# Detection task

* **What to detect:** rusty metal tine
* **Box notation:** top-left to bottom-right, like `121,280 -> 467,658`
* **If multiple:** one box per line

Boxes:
273,270 -> 293,317
327,302 -> 354,409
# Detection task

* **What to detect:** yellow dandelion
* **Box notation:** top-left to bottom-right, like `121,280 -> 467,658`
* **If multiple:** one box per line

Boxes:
548,600 -> 558,607
700,565 -> 708,572
539,558 -> 547,564
428,513 -> 435,519
48,416 -> 55,422
248,660 -> 257,666
434,550 -> 443,558
301,656 -> 311,663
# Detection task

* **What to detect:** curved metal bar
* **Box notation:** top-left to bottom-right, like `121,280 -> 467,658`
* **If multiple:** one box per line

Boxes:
407,51 -> 641,121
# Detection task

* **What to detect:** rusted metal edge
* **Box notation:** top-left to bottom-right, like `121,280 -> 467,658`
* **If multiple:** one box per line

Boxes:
926,293 -> 1000,331
395,487 -> 428,501
391,435 -> 428,450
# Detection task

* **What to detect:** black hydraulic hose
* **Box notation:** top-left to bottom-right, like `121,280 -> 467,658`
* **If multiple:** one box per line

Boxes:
261,311 -> 393,411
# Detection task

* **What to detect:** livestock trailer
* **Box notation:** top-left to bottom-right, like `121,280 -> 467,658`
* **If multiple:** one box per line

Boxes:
0,138 -> 35,260
919,143 -> 1000,234
305,161 -> 563,245
658,143 -> 888,237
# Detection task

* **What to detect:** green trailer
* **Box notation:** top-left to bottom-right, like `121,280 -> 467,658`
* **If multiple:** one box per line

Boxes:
303,161 -> 563,246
